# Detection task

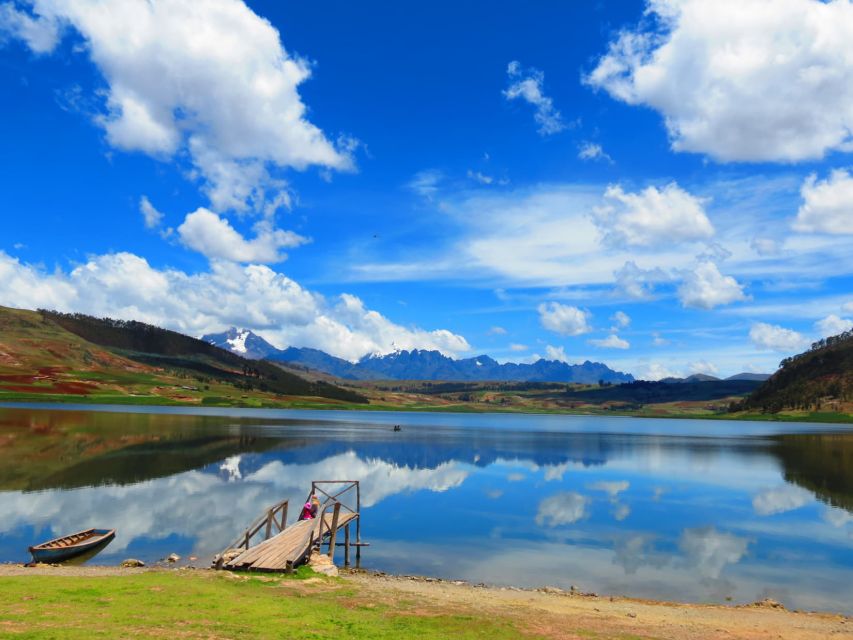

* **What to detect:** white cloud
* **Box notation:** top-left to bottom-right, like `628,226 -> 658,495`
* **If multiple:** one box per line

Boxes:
466,170 -> 507,186
0,251 -> 470,362
752,485 -> 812,516
588,334 -> 630,349
636,362 -> 682,381
177,208 -> 307,264
749,322 -> 809,352
535,492 -> 589,526
544,344 -> 569,363
592,183 -> 714,248
815,314 -> 853,338
614,261 -> 669,299
750,237 -> 781,257
844,302 -> 853,314
678,261 -> 747,309
611,311 -> 631,329
0,2 -> 59,52
139,196 -> 164,230
687,360 -> 718,376
578,142 -> 612,163
504,60 -> 565,136
488,326 -> 507,335
508,343 -> 528,352
679,527 -> 750,580
407,169 -> 443,199
4,0 -> 351,213
538,302 -> 592,336
794,170 -> 853,235
651,332 -> 669,347
586,0 -> 853,162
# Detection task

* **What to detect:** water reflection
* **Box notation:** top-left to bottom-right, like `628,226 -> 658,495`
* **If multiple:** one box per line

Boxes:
0,405 -> 851,613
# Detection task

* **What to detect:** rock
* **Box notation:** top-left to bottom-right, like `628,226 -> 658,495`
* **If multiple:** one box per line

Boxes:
540,586 -> 565,595
627,612 -> 637,618
308,552 -> 338,577
167,553 -> 180,563
754,598 -> 785,610
120,559 -> 145,568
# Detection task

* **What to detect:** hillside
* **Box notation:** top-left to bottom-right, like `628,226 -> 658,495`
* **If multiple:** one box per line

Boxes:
0,306 -> 367,406
737,330 -> 853,414
204,327 -> 635,383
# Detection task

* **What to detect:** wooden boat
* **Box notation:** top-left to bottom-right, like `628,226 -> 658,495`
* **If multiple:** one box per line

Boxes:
28,529 -> 116,563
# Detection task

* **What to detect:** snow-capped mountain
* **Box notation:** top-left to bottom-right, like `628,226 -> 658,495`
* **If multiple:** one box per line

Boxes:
203,328 -> 634,383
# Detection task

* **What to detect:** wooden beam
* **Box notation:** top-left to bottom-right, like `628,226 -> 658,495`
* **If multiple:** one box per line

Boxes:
344,523 -> 350,566
327,502 -> 341,560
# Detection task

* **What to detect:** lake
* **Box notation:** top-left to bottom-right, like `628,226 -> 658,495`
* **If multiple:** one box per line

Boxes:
1,403 -> 852,613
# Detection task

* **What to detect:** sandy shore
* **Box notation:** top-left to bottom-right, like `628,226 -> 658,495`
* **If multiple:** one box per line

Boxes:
1,564 -> 850,639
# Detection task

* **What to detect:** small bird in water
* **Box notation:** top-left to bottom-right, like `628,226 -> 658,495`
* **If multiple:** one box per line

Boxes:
393,424 -> 401,432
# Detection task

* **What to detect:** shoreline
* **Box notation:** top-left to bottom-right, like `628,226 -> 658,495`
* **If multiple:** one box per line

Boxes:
1,397 -> 851,424
0,564 -> 850,639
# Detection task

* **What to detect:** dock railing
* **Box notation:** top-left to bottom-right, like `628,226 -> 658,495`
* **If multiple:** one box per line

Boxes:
308,481 -> 362,565
213,498 -> 288,568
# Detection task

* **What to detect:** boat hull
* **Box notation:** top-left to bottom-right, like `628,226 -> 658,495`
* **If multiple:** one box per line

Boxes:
29,529 -> 116,563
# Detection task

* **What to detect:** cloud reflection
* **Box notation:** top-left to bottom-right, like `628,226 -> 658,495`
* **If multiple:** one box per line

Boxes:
535,492 -> 589,526
0,451 -> 470,558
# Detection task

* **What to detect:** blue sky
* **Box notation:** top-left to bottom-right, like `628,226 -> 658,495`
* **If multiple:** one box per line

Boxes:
1,0 -> 851,378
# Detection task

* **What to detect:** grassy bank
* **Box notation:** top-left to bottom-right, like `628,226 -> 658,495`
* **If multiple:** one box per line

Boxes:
0,569 -> 532,640
0,568 -> 848,640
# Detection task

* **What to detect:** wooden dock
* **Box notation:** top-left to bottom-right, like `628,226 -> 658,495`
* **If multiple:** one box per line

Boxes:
214,480 -> 363,573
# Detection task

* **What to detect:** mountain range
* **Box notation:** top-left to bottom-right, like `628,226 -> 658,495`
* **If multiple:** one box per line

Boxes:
203,327 -> 636,383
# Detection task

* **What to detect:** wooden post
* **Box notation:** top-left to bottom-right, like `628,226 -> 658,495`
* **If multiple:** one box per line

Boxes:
344,523 -> 351,566
265,508 -> 273,539
327,502 -> 341,559
355,481 -> 361,565
243,530 -> 250,549
280,502 -> 288,531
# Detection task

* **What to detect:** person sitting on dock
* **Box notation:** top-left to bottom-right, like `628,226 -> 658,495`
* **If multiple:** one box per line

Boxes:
299,495 -> 316,520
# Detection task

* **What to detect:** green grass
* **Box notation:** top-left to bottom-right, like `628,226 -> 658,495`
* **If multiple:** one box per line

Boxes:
0,571 -> 540,639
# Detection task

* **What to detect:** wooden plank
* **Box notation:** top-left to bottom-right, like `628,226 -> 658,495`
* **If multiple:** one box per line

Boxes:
327,503 -> 341,559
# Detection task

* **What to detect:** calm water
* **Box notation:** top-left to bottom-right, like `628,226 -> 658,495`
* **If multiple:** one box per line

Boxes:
1,403 -> 852,613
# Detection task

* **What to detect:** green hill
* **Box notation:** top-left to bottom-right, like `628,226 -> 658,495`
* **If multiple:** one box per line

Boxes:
0,305 -> 367,406
737,330 -> 853,414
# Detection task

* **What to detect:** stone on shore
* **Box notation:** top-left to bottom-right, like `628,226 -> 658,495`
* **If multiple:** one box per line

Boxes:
120,559 -> 145,568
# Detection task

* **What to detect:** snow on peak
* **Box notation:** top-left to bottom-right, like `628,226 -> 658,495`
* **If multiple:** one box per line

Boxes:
226,329 -> 250,354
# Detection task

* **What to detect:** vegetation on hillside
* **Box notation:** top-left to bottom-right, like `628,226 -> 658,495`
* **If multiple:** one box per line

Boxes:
38,310 -> 367,404
735,330 -> 852,414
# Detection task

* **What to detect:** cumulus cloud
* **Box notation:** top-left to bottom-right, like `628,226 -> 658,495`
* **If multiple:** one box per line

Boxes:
749,322 -> 809,352
614,261 -> 669,299
636,362 -> 682,381
586,0 -> 853,162
544,344 -> 570,363
794,170 -> 853,235
592,183 -> 714,248
611,311 -> 630,329
677,261 -> 747,309
0,2 -> 59,52
2,0 -> 351,213
815,314 -> 853,338
535,492 -> 589,526
687,360 -> 718,376
177,208 -> 307,263
0,251 -> 470,361
752,485 -> 812,516
538,302 -> 592,336
504,60 -> 565,136
139,196 -> 164,230
588,334 -> 630,349
578,142 -> 612,163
